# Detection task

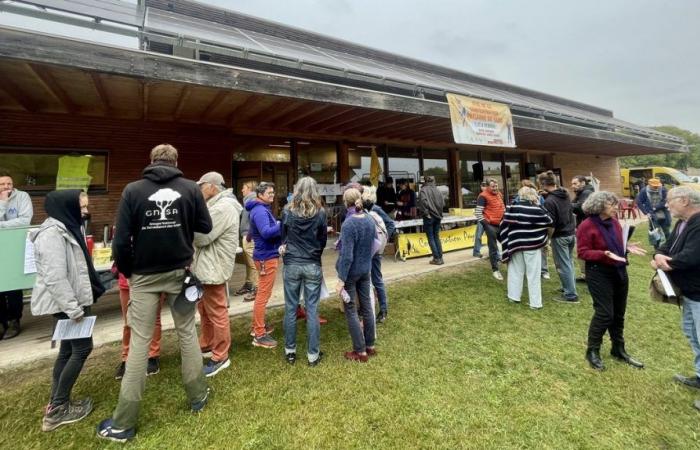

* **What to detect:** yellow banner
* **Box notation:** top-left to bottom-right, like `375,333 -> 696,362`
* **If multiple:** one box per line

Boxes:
397,224 -> 487,260
446,93 -> 516,147
56,155 -> 92,191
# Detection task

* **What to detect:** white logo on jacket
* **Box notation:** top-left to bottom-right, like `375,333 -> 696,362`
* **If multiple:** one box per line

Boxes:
147,188 -> 181,221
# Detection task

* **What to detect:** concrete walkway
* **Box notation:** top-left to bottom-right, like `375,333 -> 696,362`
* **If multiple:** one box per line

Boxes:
0,240 -> 484,372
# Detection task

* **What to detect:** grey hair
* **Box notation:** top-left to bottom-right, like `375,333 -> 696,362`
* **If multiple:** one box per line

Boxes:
517,186 -> 539,204
361,186 -> 378,204
582,191 -> 618,215
668,186 -> 700,206
288,176 -> 322,218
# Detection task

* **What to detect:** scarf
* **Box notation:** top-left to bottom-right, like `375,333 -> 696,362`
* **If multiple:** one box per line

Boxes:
44,190 -> 105,301
589,215 -> 625,269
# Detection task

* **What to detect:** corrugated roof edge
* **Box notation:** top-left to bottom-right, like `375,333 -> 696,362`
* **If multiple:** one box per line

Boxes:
144,0 -> 614,118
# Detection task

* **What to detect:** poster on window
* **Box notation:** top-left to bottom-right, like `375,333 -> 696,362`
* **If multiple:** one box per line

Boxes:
446,93 -> 516,147
56,155 -> 92,191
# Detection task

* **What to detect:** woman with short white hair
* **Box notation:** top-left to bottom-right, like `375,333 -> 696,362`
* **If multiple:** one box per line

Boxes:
498,186 -> 553,309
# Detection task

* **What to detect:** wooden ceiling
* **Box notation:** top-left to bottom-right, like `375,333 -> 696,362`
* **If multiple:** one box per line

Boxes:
0,60 -> 675,156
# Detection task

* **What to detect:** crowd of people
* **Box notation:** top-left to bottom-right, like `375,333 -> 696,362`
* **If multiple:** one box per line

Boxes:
4,149 -> 700,439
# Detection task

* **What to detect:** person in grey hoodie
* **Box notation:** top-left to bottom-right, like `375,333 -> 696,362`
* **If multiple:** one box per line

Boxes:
0,169 -> 33,339
236,181 -> 259,300
418,176 -> 445,265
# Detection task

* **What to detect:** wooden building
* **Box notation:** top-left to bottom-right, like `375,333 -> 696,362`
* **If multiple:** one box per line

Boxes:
0,0 -> 686,234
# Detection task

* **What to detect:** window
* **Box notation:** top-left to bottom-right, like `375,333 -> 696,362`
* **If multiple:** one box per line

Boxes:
423,148 -> 450,211
348,144 -> 383,184
504,155 -> 522,204
232,136 -> 291,162
297,140 -> 337,183
459,150 -> 480,207
0,148 -> 108,193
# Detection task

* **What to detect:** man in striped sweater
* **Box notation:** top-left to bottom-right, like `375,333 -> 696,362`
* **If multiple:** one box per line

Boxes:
476,179 -> 506,280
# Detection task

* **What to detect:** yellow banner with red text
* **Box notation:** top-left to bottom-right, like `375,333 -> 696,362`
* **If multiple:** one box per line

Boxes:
396,224 -> 487,260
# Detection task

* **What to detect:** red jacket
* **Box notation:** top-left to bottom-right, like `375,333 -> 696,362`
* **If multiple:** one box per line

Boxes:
576,216 -> 624,265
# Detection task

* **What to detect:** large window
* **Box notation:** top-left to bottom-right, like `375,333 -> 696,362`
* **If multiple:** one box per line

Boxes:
459,150 -> 480,207
504,154 -> 522,204
297,140 -> 337,183
423,148 -> 450,211
348,144 -> 383,184
232,136 -> 291,162
388,146 -> 419,187
0,148 -> 108,193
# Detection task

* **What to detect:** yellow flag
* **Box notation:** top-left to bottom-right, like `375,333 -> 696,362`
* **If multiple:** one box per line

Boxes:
369,146 -> 382,187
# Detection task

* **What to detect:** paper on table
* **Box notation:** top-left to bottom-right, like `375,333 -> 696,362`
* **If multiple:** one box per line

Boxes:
24,235 -> 36,274
52,316 -> 96,341
656,269 -> 678,297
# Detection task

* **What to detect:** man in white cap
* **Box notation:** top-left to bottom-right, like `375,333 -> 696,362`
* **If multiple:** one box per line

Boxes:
193,171 -> 242,377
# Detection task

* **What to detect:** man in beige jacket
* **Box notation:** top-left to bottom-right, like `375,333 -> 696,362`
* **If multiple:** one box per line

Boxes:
193,172 -> 242,377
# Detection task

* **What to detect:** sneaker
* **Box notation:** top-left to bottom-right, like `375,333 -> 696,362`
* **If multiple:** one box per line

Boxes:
252,333 -> 278,349
674,374 -> 700,389
234,283 -> 253,296
285,352 -> 296,365
114,362 -> 126,380
530,306 -> 543,311
191,387 -> 211,413
344,351 -> 368,362
318,316 -> 328,325
204,358 -> 231,377
376,311 -> 387,323
308,352 -> 324,367
249,324 -> 275,337
576,276 -> 587,283
96,418 -> 136,443
492,271 -> 503,281
201,348 -> 213,358
366,347 -> 378,357
472,253 -> 483,258
541,272 -> 551,280
243,289 -> 257,302
42,401 -> 93,432
553,296 -> 580,304
147,357 -> 160,376
436,258 -> 445,265
507,297 -> 521,304
429,259 -> 439,265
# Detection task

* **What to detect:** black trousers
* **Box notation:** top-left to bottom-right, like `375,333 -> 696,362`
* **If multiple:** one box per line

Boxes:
0,290 -> 24,326
585,263 -> 628,349
50,312 -> 93,407
483,222 -> 500,271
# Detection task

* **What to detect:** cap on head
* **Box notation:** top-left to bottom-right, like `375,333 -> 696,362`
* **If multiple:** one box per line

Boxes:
196,171 -> 226,191
648,178 -> 662,188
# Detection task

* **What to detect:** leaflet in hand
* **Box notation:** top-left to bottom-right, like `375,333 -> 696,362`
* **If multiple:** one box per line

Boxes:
52,316 -> 96,341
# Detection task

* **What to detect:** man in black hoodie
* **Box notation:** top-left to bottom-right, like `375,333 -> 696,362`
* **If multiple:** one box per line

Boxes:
539,172 -> 579,303
99,144 -> 212,442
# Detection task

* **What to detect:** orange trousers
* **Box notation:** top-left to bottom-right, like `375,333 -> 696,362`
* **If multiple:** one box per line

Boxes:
252,258 -> 279,337
119,288 -> 163,361
197,284 -> 231,362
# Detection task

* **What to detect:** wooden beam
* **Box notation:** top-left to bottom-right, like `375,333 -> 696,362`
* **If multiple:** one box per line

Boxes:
90,72 -> 112,115
297,106 -> 350,131
226,94 -> 259,126
256,100 -> 307,128
200,90 -> 229,120
304,108 -> 357,131
26,63 -> 77,114
325,110 -> 387,134
317,109 -> 379,133
345,114 -> 424,136
0,72 -> 38,112
337,141 -> 350,183
173,85 -> 193,120
278,104 -> 333,129
141,81 -> 149,120
242,97 -> 289,127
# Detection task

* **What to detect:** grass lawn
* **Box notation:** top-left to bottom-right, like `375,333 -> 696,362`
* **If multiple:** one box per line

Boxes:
1,248 -> 699,449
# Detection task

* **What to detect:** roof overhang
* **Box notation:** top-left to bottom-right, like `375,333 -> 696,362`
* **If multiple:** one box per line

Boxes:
0,27 -> 687,156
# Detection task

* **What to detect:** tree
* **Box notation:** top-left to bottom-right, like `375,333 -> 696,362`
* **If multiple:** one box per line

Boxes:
619,126 -> 700,170
148,188 -> 181,220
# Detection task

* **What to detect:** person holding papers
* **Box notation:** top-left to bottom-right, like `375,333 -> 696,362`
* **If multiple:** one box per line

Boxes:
651,187 -> 700,407
29,190 -> 105,431
576,191 -> 646,371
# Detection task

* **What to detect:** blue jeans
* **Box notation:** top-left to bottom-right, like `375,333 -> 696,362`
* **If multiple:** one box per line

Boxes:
473,221 -> 484,256
682,297 -> 700,377
283,264 -> 322,362
371,254 -> 387,314
423,216 -> 443,259
551,235 -> 578,299
343,272 -> 375,352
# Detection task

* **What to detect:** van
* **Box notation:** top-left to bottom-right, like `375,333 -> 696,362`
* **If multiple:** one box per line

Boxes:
621,166 -> 700,198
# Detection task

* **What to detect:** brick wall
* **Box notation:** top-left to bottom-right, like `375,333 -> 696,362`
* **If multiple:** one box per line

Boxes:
552,153 -> 623,196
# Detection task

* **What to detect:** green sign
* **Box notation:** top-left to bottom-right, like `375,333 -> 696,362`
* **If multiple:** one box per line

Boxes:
0,226 -> 38,291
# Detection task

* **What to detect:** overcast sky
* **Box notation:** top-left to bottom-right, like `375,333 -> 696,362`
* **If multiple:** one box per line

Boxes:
1,0 -> 698,133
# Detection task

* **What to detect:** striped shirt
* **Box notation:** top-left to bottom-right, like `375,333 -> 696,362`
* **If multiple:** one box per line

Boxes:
497,202 -> 553,262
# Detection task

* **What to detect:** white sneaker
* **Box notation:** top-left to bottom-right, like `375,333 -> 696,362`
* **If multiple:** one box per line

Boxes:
492,271 -> 503,281
542,273 -> 551,280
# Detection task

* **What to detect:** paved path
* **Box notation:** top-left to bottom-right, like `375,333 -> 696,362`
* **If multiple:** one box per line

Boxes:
0,242 -> 485,372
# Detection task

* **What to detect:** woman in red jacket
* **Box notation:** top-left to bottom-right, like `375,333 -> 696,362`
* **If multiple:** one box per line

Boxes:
577,191 -> 646,370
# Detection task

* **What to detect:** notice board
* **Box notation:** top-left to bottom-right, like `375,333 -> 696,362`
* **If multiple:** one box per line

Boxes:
0,226 -> 38,292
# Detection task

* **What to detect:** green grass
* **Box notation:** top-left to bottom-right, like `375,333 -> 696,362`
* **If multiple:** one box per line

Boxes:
1,248 -> 700,449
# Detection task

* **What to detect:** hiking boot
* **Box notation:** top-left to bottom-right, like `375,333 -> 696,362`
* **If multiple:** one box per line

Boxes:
147,357 -> 160,376
243,289 -> 257,302
42,401 -> 93,432
249,324 -> 275,337
308,352 -> 324,367
4,320 -> 20,340
285,352 -> 296,365
191,387 -> 211,413
435,258 -> 445,265
674,374 -> 700,389
610,342 -> 644,369
234,282 -> 253,296
429,259 -> 439,265
252,333 -> 277,349
114,362 -> 126,380
344,351 -> 368,362
204,358 -> 231,377
492,271 -> 503,281
96,418 -> 136,443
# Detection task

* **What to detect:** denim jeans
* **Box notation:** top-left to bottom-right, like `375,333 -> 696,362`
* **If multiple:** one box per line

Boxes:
483,222 -> 500,271
551,235 -> 578,299
681,297 -> 700,377
343,272 -> 375,352
371,254 -> 387,314
283,264 -> 322,362
473,221 -> 484,256
50,331 -> 93,407
423,216 -> 443,259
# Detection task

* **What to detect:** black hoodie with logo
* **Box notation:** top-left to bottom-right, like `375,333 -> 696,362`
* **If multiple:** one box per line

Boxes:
113,164 -> 212,278
543,188 -> 576,238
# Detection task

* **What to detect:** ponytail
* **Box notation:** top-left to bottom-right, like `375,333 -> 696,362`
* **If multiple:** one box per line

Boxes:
354,198 -> 363,212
